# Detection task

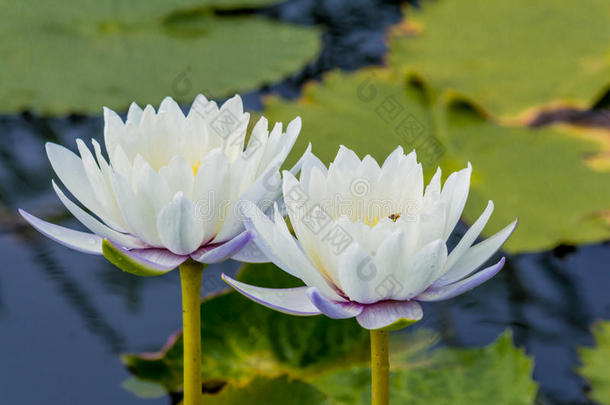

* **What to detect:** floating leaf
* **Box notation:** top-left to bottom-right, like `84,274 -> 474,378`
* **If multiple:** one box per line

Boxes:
122,377 -> 167,399
311,332 -> 537,405
0,1 -> 320,115
201,376 -> 329,405
262,69 -> 610,252
388,0 -> 610,120
579,321 -> 610,404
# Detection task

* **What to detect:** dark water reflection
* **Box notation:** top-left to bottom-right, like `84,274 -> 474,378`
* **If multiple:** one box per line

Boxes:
1,0 -> 609,404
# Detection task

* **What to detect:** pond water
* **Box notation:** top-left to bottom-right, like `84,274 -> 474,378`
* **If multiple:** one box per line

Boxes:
0,0 -> 608,404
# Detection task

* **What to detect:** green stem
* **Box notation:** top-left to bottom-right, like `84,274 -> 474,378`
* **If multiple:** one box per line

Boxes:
370,330 -> 389,405
179,260 -> 205,405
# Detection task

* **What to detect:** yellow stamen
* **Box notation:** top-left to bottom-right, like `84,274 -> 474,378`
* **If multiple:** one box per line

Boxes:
366,216 -> 380,228
191,161 -> 201,176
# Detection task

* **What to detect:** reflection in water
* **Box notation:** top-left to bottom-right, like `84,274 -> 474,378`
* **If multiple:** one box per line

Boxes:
98,267 -> 147,315
27,235 -> 127,353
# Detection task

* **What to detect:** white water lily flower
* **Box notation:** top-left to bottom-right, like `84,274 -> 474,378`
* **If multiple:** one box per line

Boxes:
20,94 -> 306,275
223,146 -> 517,330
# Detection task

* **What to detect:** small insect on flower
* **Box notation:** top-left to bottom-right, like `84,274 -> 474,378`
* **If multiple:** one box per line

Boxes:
223,146 -> 517,331
19,94 -> 307,275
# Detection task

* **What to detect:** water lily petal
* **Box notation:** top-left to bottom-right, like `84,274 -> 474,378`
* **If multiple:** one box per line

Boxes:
393,238 -> 448,300
111,171 -> 162,246
442,200 -> 494,274
299,149 -> 327,192
157,192 -> 205,255
102,239 -> 186,277
52,181 -> 147,249
46,142 -> 107,224
19,209 -> 102,254
222,274 -> 321,316
356,300 -> 423,331
441,163 -> 472,240
190,230 -> 252,264
306,287 -> 363,319
337,243 -> 382,304
241,201 -> 344,301
437,219 -> 517,286
228,240 -> 269,263
417,257 -> 505,301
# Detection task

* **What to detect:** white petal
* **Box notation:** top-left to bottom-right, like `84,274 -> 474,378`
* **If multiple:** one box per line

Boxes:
374,230 -> 415,301
332,145 -> 361,174
126,102 -> 143,125
393,238 -> 448,300
423,167 -> 441,201
337,243 -> 385,304
443,200 -> 494,274
436,219 -> 517,286
159,156 -> 195,197
103,107 -> 124,164
75,139 -> 125,231
157,192 -> 205,255
52,181 -> 146,249
19,209 -> 102,255
299,149 -> 328,192
241,201 -> 343,301
441,163 -> 472,240
192,149 -> 231,242
131,155 -> 172,214
110,172 -> 162,246
46,143 -> 106,223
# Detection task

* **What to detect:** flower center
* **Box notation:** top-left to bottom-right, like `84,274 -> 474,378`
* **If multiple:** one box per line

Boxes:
365,216 -> 380,227
191,161 -> 201,175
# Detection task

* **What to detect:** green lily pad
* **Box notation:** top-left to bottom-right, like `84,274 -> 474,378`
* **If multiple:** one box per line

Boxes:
578,321 -> 610,404
201,376 -> 330,405
311,332 -> 537,405
388,0 -> 610,120
122,262 -> 371,393
0,1 -> 320,115
263,69 -> 610,253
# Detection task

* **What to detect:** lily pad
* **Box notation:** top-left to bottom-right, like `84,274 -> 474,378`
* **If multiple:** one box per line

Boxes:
578,321 -> 610,404
0,1 -> 320,115
388,0 -> 610,120
262,69 -> 610,252
311,332 -> 537,405
201,376 -> 329,405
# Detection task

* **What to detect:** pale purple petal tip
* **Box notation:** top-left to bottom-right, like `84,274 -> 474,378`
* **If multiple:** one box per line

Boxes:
416,257 -> 506,302
106,240 -> 188,273
191,231 -> 253,264
356,300 -> 423,331
306,287 -> 363,319
222,273 -> 321,316
129,247 -> 189,271
19,209 -> 102,255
